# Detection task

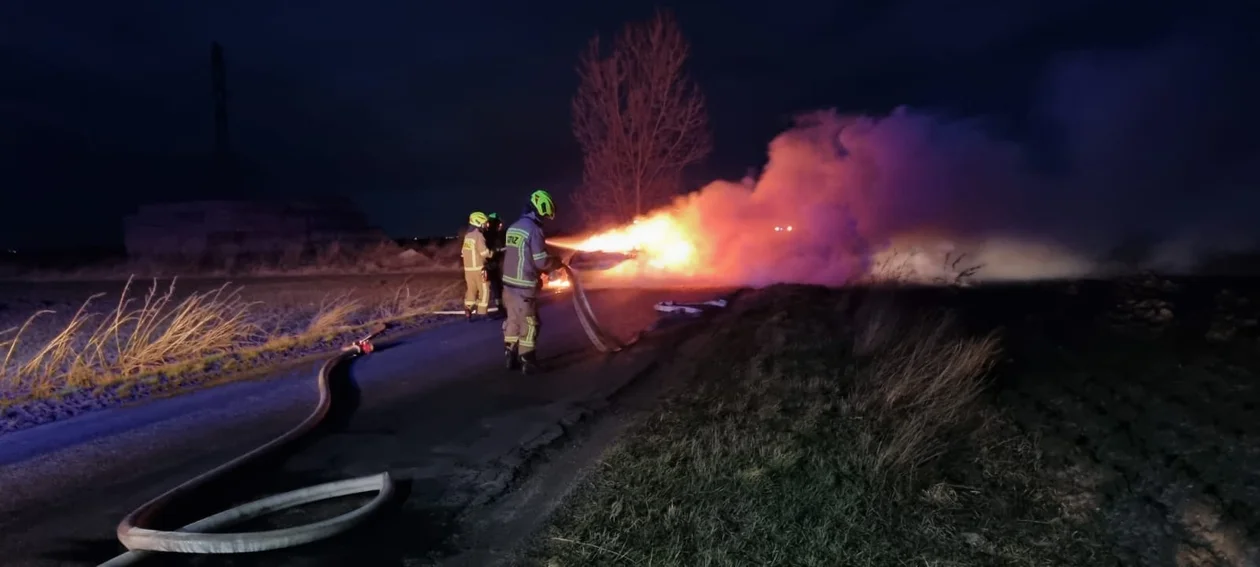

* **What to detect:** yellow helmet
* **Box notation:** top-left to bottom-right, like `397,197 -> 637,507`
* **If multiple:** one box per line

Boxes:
469,211 -> 488,228
529,189 -> 555,220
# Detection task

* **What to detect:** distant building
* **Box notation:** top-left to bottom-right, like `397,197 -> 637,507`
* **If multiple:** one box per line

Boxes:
123,198 -> 389,262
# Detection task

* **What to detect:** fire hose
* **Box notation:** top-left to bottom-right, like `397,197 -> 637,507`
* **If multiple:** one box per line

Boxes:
562,264 -> 640,353
100,263 -> 633,565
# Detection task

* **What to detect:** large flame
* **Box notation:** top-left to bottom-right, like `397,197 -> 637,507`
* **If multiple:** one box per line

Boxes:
549,213 -> 710,286
545,102 -> 1192,289
573,216 -> 699,271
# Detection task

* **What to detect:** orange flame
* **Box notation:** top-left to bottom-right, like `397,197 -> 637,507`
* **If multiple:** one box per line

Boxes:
550,212 -> 710,285
543,271 -> 572,290
548,208 -> 803,287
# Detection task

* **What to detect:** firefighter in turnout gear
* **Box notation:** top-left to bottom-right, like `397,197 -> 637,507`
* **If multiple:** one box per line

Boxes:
462,211 -> 493,321
484,212 -> 506,316
501,190 -> 560,375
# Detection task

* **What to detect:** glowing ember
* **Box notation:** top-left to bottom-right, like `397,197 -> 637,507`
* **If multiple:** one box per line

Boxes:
543,270 -> 572,290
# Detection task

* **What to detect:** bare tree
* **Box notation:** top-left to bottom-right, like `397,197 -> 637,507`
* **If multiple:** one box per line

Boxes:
571,9 -> 712,225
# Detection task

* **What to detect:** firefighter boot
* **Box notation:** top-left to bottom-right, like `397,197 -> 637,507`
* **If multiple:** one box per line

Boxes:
464,305 -> 473,322
504,343 -> 520,370
520,351 -> 541,376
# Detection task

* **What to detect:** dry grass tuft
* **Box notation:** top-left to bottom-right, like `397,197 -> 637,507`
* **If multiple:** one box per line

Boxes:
867,248 -> 918,283
306,292 -> 361,335
866,247 -> 984,287
0,275 -> 463,405
375,279 -> 461,320
1,277 -> 260,395
851,311 -> 1001,476
852,290 -> 903,356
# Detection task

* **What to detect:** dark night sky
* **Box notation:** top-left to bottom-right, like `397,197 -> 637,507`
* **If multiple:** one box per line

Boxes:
1,0 -> 1256,249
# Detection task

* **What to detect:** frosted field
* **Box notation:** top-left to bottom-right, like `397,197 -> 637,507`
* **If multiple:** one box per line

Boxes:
0,272 -> 462,435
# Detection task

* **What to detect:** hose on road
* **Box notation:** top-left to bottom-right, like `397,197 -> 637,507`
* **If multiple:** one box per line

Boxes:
102,264 -> 632,565
563,264 -> 639,353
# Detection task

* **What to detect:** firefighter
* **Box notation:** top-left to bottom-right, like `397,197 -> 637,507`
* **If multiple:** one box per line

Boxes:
484,212 -> 506,316
461,211 -> 492,321
501,189 -> 560,374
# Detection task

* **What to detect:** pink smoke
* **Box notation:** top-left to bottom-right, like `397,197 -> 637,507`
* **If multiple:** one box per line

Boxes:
566,36 -> 1260,287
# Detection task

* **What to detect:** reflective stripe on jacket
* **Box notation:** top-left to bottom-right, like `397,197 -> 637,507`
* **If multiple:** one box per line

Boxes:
461,228 -> 491,271
502,213 -> 552,289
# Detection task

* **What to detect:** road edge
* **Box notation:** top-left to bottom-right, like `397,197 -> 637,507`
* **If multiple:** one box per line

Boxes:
434,305 -> 732,566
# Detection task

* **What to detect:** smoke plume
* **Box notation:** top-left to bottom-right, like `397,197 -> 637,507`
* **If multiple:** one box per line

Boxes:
599,36 -> 1260,286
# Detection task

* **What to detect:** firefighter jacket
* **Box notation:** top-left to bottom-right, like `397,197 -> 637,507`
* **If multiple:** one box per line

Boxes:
461,227 -> 491,271
502,213 -> 555,290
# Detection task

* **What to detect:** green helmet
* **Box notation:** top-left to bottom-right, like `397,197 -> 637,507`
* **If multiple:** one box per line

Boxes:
529,189 -> 555,220
469,211 -> 488,228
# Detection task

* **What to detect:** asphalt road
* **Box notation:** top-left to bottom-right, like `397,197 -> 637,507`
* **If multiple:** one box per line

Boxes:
0,286 -> 725,567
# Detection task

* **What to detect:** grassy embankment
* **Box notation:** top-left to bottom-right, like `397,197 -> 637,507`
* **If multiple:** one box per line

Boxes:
535,284 -> 1112,566
0,275 -> 460,408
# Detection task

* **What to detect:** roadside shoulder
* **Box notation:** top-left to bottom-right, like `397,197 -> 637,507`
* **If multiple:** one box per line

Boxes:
437,304 -> 739,566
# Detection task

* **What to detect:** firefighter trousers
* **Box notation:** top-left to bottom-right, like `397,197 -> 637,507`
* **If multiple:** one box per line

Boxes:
502,286 -> 540,355
464,269 -> 490,314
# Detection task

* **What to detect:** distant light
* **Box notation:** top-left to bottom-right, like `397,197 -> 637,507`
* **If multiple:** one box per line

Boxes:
6,249 -> 15,254
774,226 -> 782,232
786,225 -> 793,232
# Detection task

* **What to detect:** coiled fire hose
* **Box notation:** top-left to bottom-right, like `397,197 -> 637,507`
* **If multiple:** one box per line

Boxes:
102,264 -> 632,565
